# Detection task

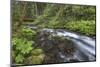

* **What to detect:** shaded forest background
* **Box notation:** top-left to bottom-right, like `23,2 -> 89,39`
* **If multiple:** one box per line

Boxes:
12,1 -> 96,36
11,1 -> 96,65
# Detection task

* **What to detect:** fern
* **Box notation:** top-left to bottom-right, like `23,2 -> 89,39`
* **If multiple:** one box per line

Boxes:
12,37 -> 33,63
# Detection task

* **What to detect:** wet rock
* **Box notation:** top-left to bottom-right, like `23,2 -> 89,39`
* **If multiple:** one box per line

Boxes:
35,31 -> 76,63
33,28 -> 96,63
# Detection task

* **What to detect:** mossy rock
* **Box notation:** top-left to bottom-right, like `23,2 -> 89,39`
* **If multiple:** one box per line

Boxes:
24,53 -> 45,64
31,49 -> 44,55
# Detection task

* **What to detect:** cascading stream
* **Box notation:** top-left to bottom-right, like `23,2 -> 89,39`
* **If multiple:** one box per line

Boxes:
43,29 -> 96,61
25,24 -> 96,62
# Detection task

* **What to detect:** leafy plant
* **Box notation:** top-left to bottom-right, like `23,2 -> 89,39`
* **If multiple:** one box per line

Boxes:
15,54 -> 24,63
64,20 -> 95,36
21,27 -> 37,40
12,37 -> 33,63
13,38 -> 33,54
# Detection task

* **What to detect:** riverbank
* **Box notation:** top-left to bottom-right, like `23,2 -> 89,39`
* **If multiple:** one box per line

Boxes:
24,22 -> 96,38
12,26 -> 96,65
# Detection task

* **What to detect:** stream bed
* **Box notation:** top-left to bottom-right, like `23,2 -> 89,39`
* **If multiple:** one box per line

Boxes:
25,24 -> 96,63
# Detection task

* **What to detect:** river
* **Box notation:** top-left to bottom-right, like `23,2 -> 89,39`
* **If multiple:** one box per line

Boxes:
25,23 -> 96,63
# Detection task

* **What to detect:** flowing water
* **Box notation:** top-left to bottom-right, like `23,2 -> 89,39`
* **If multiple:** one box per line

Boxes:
25,23 -> 96,63
42,29 -> 96,62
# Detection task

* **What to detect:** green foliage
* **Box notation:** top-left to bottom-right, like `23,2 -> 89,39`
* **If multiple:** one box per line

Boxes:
12,25 -> 44,64
12,38 -> 33,54
15,54 -> 24,63
12,27 -> 37,64
12,1 -> 96,64
12,36 -> 45,64
32,4 -> 95,36
12,37 -> 33,63
46,21 -> 64,29
71,6 -> 96,20
64,20 -> 95,36
21,27 -> 37,40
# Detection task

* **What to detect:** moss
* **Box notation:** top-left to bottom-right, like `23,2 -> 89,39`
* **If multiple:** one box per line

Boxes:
24,48 -> 45,64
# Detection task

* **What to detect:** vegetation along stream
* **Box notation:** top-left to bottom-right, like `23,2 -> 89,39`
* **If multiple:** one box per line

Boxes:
25,24 -> 96,63
11,1 -> 96,66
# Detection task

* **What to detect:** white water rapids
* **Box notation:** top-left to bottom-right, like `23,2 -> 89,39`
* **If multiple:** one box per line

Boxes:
43,29 -> 95,61
26,24 -> 96,62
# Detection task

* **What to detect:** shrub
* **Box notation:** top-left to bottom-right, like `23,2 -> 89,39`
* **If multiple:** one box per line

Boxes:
21,27 -> 37,40
12,37 -> 33,63
64,20 -> 95,36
